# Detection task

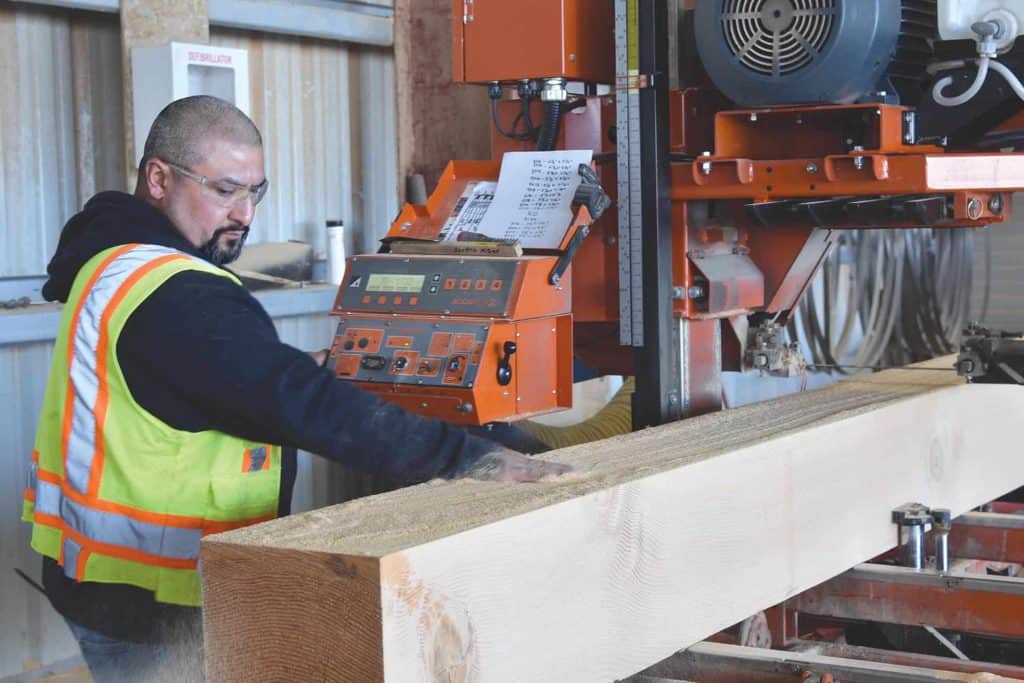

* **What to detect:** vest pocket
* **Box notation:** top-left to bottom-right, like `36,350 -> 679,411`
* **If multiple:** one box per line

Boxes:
208,468 -> 281,521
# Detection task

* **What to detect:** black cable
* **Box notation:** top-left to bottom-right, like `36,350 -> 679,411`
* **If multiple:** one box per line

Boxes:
521,96 -> 538,136
491,98 -> 534,141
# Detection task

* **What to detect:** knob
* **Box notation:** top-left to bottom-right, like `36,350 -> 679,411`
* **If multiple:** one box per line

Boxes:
497,341 -> 517,386
394,356 -> 409,371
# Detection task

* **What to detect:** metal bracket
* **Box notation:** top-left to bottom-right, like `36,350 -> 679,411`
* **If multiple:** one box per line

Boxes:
956,323 -> 1024,384
892,503 -> 952,572
549,225 -> 590,286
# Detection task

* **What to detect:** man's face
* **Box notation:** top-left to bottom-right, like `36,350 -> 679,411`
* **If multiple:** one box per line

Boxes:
158,138 -> 266,265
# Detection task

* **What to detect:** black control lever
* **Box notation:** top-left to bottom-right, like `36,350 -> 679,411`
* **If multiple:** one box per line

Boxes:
497,341 -> 517,386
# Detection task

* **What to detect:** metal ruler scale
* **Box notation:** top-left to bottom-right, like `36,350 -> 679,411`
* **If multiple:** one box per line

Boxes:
616,0 -> 644,347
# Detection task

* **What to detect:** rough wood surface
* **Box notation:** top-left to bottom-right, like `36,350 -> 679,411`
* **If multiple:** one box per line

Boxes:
202,359 -> 1024,681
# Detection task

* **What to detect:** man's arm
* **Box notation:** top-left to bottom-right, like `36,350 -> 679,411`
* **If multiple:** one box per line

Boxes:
117,271 -> 570,484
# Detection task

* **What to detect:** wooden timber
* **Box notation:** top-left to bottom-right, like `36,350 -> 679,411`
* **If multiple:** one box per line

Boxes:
201,358 -> 1024,682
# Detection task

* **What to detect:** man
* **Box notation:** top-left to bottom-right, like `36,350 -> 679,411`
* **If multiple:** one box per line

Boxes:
22,95 -> 570,681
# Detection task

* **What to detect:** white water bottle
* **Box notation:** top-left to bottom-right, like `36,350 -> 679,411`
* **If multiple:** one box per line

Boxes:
326,220 -> 346,285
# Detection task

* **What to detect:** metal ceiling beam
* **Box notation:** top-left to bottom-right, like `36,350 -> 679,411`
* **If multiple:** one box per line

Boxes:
11,0 -> 394,46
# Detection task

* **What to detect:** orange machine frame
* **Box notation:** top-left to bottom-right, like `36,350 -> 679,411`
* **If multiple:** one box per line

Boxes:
461,1 -> 1024,388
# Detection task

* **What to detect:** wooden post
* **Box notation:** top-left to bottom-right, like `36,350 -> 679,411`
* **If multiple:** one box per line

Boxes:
201,359 -> 1024,681
394,0 -> 491,199
119,0 -> 208,188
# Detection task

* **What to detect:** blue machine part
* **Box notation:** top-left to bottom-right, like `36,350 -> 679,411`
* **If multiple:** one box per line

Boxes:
695,0 -> 906,107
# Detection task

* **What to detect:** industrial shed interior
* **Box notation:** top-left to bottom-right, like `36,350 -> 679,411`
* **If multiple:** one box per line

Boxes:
5,0 -> 1024,681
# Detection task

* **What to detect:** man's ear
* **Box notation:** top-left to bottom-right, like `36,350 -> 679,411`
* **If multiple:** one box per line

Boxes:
143,158 -> 173,200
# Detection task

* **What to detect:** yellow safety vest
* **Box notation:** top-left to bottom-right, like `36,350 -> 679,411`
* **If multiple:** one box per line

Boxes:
22,244 -> 281,606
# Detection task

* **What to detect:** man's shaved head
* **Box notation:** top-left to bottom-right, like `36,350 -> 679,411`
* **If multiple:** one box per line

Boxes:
142,95 -> 261,168
136,95 -> 266,267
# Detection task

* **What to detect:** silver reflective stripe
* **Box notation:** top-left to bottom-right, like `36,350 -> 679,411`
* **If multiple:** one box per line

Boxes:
65,245 -> 204,494
26,460 -> 38,492
248,446 -> 267,472
35,480 -> 62,517
34,480 -> 201,561
60,497 -> 200,560
62,537 -> 82,580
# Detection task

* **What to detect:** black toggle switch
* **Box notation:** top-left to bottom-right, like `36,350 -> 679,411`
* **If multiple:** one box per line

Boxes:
497,341 -> 516,386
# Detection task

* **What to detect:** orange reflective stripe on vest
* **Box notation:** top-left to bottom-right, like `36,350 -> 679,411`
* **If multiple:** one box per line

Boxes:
62,245 -> 191,497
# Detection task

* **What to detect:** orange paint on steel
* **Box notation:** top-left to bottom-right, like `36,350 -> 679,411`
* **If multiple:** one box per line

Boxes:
452,0 -> 614,85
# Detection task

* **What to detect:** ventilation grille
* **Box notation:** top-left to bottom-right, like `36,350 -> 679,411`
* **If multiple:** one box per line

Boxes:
721,0 -> 837,76
888,0 -> 938,104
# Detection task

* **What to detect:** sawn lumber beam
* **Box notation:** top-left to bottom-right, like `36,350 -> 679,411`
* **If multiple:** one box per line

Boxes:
201,358 -> 1024,681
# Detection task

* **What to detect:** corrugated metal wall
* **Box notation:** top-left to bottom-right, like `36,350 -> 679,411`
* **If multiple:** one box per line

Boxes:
0,5 -> 124,278
0,8 -> 399,277
1,2 -> 397,677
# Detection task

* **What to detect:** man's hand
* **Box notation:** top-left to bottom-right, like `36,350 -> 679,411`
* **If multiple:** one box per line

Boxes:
308,348 -> 330,367
461,448 -> 574,483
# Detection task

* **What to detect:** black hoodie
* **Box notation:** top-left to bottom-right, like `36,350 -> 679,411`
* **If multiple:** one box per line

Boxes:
40,191 -> 502,641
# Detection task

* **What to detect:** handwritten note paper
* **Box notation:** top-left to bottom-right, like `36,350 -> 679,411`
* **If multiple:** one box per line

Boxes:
472,150 -> 594,249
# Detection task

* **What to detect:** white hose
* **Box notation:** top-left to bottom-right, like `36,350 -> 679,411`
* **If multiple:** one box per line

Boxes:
932,55 -> 991,106
989,59 -> 1024,101
926,59 -> 967,75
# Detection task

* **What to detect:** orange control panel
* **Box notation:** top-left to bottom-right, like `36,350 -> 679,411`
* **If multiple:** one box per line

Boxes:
329,252 -> 574,425
328,318 -> 488,388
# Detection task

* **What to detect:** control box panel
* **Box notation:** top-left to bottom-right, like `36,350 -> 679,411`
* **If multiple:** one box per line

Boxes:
336,256 -> 519,316
329,318 -> 489,388
330,252 -> 572,425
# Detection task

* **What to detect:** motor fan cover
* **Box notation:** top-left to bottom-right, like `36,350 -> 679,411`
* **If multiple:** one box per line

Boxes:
695,0 -> 903,106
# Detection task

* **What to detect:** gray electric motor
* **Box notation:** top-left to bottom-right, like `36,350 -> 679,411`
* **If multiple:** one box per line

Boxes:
694,0 -> 932,107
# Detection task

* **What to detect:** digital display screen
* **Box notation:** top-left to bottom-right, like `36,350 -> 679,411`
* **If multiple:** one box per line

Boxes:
365,273 -> 426,293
